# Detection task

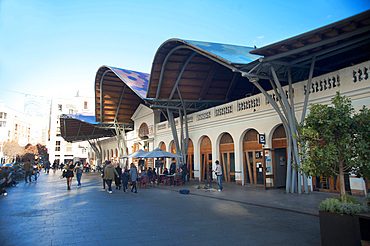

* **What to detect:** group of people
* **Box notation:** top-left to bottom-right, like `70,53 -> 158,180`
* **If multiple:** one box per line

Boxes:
20,157 -> 224,193
100,161 -> 139,194
63,160 -> 84,190
23,159 -> 40,183
167,161 -> 189,185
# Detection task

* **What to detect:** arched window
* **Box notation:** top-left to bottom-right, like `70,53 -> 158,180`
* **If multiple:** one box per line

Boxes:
139,123 -> 149,137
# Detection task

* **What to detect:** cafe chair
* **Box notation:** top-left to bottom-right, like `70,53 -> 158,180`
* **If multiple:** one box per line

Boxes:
140,175 -> 150,189
160,175 -> 167,185
173,175 -> 182,186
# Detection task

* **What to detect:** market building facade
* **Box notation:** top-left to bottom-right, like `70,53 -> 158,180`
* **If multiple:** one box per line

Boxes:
82,11 -> 369,195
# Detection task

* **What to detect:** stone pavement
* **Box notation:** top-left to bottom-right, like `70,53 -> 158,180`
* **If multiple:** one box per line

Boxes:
0,171 -> 346,246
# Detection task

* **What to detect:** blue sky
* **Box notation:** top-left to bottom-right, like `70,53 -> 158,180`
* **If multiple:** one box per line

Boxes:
0,0 -> 369,111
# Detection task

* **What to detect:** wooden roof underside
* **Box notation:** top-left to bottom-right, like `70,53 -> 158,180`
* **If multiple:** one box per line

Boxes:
60,117 -> 115,142
95,66 -> 146,123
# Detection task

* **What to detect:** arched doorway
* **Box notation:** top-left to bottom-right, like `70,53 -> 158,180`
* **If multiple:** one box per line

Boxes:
200,136 -> 212,181
158,141 -> 166,173
170,141 -> 177,166
272,125 -> 287,188
219,133 -> 235,183
186,139 -> 194,179
132,143 -> 141,168
243,129 -> 263,186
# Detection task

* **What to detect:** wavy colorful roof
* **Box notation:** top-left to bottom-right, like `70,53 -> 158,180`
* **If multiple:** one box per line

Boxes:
109,67 -> 150,99
95,66 -> 150,123
147,38 -> 261,103
183,40 -> 260,65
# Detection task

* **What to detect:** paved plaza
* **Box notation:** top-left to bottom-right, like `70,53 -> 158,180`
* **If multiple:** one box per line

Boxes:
0,171 -> 343,246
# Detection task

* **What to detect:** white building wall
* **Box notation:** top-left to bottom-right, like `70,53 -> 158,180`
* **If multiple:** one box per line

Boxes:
96,60 -> 370,194
48,95 -> 94,164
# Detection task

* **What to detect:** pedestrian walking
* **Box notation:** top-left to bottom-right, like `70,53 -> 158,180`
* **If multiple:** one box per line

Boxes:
121,169 -> 130,192
214,160 -> 223,191
45,160 -> 51,174
75,162 -> 83,188
32,160 -> 39,182
101,161 -> 109,190
103,161 -> 119,193
114,163 -> 122,190
130,163 -> 138,193
24,159 -> 32,183
65,160 -> 75,190
52,161 -> 58,174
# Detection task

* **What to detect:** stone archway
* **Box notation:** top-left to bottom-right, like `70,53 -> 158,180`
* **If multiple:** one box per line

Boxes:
200,136 -> 212,181
243,129 -> 263,186
219,133 -> 235,183
186,139 -> 194,179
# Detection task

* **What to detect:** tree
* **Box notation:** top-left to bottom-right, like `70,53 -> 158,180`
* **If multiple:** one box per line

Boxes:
2,140 -> 25,163
353,106 -> 370,186
23,143 -> 39,162
36,143 -> 49,161
297,92 -> 369,202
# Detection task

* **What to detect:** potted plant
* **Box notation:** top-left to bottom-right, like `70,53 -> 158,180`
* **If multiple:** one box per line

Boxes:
297,92 -> 369,246
318,194 -> 367,245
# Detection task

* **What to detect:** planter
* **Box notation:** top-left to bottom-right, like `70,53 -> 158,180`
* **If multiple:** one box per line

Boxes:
319,210 -> 361,246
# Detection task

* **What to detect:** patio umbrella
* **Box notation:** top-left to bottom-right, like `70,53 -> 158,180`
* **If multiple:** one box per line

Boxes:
121,149 -> 149,158
142,148 -> 181,158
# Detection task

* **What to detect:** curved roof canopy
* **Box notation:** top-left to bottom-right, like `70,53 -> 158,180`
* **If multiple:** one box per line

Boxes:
60,114 -> 115,142
244,10 -> 370,83
147,39 -> 261,111
147,10 -> 369,113
95,66 -> 150,124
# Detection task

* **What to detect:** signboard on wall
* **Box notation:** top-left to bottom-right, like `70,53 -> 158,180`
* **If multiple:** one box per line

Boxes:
258,134 -> 266,144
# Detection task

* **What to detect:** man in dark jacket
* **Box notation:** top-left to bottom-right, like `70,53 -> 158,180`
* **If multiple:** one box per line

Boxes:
169,161 -> 176,175
180,163 -> 188,184
24,160 -> 32,183
101,161 -> 109,189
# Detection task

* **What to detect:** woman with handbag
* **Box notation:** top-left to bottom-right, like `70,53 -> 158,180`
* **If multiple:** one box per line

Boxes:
65,160 -> 75,190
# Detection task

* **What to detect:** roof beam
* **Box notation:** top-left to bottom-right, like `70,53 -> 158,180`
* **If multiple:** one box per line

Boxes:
199,63 -> 216,100
114,84 -> 126,122
225,73 -> 238,100
169,52 -> 197,100
262,25 -> 369,62
298,35 -> 370,65
99,70 -> 110,122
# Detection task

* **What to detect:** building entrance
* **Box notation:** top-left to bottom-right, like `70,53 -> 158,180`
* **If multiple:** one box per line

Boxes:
200,136 -> 212,181
243,129 -> 263,186
244,150 -> 264,185
219,133 -> 235,183
274,148 -> 287,188
186,139 -> 194,179
272,125 -> 287,188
